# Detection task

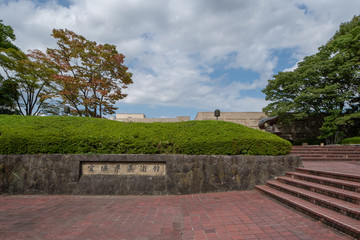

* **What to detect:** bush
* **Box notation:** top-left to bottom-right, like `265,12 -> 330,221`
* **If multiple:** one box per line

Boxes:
340,137 -> 360,145
0,115 -> 292,155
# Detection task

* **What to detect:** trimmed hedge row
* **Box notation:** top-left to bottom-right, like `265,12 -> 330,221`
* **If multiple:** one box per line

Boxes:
0,115 -> 292,155
340,137 -> 360,145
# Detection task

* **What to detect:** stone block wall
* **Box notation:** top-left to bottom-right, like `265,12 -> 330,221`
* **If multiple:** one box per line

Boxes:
0,154 -> 301,195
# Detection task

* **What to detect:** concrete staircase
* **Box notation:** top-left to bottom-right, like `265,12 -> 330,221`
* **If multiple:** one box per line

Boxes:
256,167 -> 360,239
291,145 -> 360,161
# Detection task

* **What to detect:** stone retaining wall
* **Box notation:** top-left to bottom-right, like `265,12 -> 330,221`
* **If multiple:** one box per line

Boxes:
0,154 -> 301,195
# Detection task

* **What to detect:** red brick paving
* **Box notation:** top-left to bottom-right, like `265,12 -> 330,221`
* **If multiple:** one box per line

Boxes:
0,190 -> 350,240
302,161 -> 360,175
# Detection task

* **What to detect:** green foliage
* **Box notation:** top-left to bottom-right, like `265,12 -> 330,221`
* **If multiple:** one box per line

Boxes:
2,25 -> 133,117
0,115 -> 291,155
340,137 -> 360,145
263,15 -> 360,144
13,53 -> 58,116
0,20 -> 21,113
31,29 -> 133,118
292,138 -> 323,146
0,20 -> 18,50
0,79 -> 19,114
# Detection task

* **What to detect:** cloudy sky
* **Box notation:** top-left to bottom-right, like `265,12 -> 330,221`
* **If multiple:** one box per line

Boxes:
1,0 -> 360,118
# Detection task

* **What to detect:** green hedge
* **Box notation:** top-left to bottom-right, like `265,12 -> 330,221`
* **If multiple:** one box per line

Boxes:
340,137 -> 360,145
0,115 -> 291,155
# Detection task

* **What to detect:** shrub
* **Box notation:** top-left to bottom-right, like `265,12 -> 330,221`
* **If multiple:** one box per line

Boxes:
340,137 -> 360,145
0,115 -> 291,155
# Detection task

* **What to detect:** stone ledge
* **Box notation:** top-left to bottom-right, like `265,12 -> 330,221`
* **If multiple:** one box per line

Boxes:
0,154 -> 302,195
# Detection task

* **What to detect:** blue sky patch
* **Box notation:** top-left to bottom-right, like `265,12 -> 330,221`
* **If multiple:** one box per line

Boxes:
272,48 -> 299,74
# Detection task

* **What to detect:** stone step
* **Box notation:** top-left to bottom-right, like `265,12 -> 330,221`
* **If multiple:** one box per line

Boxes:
300,157 -> 360,161
290,149 -> 360,152
255,185 -> 360,239
286,172 -> 360,192
291,155 -> 360,159
266,180 -> 360,220
290,151 -> 360,154
291,149 -> 360,153
291,147 -> 360,150
290,145 -> 360,161
277,176 -> 360,204
290,153 -> 360,157
292,146 -> 360,150
296,167 -> 360,183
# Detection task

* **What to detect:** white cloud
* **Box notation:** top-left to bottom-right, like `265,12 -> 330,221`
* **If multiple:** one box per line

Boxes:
1,0 -> 360,113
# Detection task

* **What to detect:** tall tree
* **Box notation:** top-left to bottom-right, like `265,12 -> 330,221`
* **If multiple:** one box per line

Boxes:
1,20 -> 62,116
263,15 -> 360,144
13,53 -> 58,116
32,29 -> 133,118
0,20 -> 21,114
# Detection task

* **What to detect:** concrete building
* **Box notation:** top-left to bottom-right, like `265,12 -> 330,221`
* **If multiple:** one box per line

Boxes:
116,113 -> 146,119
115,113 -> 190,123
195,112 -> 268,129
112,112 -> 267,129
111,112 -> 325,142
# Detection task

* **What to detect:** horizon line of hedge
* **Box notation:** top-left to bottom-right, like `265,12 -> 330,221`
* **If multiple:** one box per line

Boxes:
0,115 -> 292,156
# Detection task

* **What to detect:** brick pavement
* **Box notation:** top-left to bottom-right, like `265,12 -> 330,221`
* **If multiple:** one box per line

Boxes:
302,161 -> 360,175
0,190 -> 350,240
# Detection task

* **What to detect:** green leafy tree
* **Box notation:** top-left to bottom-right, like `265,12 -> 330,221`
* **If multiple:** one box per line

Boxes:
0,79 -> 19,114
31,29 -> 133,118
0,20 -> 21,114
0,20 -> 61,116
263,15 -> 360,144
13,54 -> 58,116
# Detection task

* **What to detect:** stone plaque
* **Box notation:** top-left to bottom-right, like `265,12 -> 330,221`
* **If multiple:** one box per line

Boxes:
81,162 -> 166,176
